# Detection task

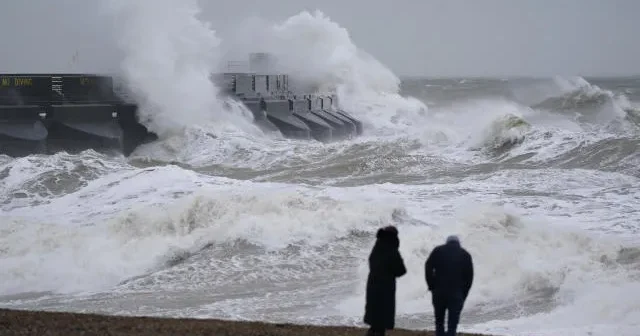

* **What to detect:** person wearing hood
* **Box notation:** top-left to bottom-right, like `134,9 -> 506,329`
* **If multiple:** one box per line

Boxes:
425,235 -> 474,336
363,225 -> 407,336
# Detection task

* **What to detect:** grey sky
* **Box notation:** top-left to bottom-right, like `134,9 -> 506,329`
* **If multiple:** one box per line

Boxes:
1,0 -> 638,77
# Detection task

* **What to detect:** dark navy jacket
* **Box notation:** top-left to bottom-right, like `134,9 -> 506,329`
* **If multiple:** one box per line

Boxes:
424,240 -> 474,299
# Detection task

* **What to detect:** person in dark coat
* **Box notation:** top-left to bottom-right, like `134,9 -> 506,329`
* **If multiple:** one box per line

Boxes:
424,235 -> 474,336
363,225 -> 407,336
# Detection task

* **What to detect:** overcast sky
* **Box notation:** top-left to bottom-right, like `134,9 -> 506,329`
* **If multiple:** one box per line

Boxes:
1,0 -> 638,77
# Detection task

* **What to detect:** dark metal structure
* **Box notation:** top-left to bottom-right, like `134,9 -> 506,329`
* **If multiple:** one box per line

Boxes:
0,53 -> 362,157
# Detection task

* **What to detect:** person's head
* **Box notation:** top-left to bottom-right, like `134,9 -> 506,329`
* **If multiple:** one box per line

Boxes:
446,235 -> 460,245
376,225 -> 400,248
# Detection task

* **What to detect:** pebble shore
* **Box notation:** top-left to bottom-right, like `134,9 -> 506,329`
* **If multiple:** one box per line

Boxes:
0,308 -> 493,336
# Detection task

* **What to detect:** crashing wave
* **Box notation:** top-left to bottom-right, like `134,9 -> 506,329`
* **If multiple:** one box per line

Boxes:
531,77 -> 615,111
481,113 -> 531,154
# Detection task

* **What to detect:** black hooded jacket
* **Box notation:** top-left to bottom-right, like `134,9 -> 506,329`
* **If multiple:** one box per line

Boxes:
363,226 -> 407,329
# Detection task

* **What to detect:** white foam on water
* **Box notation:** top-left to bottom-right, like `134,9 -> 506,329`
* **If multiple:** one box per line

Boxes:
1,160 -> 639,336
469,282 -> 640,336
0,165 -> 403,296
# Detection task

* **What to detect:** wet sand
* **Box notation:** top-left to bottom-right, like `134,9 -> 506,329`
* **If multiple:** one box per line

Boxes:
0,308 -> 493,336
